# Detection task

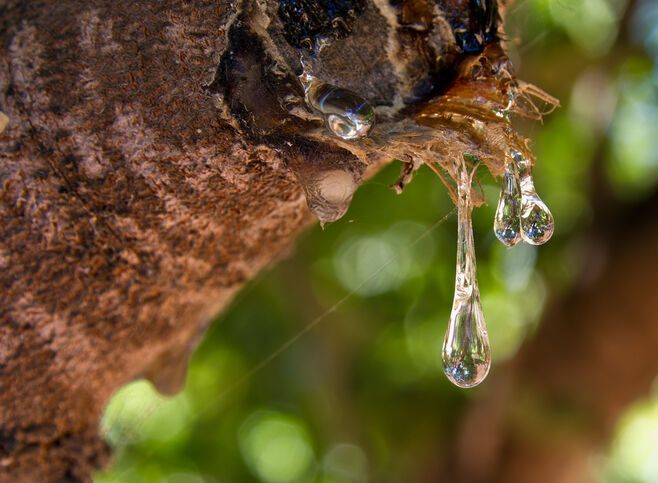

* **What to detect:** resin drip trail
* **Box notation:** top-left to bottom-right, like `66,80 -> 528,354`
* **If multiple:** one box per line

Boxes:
442,163 -> 491,388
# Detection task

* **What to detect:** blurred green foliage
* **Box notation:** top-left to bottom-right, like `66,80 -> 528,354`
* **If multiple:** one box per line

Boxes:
97,1 -> 658,481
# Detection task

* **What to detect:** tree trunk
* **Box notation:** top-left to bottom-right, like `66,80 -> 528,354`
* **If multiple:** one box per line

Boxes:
1,1 -> 518,480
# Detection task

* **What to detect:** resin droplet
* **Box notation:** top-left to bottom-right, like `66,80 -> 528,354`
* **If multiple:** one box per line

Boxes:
511,150 -> 554,245
301,169 -> 358,225
442,164 -> 491,388
493,161 -> 522,247
303,76 -> 375,140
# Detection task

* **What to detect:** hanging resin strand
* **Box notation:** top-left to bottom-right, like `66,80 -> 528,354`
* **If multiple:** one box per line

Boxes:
442,163 -> 491,388
511,150 -> 554,245
299,71 -> 375,140
493,160 -> 522,247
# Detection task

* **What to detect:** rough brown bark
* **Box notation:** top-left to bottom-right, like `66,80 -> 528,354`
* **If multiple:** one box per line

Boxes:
1,1 -> 522,481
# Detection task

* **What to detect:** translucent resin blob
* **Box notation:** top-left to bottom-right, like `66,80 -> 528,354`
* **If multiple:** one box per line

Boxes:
493,161 -> 522,247
511,150 -> 554,245
442,163 -> 491,388
300,169 -> 358,226
302,76 -> 375,140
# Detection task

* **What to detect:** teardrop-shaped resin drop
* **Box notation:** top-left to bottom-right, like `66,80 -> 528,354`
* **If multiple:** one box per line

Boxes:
519,194 -> 554,245
304,79 -> 375,140
511,150 -> 554,245
300,169 -> 358,225
493,162 -> 522,247
442,164 -> 491,388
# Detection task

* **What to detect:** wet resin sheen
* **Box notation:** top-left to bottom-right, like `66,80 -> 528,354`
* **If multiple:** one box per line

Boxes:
442,164 -> 491,388
511,150 -> 554,245
493,161 -> 522,247
303,78 -> 375,140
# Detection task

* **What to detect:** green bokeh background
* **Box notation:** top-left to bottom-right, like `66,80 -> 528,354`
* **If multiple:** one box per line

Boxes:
97,1 -> 658,482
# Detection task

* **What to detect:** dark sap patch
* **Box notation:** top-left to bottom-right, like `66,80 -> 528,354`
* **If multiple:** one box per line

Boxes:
212,22 -> 301,135
278,0 -> 366,49
436,0 -> 500,54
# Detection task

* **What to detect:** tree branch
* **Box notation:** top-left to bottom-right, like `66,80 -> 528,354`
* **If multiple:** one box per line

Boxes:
0,0 -> 535,480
